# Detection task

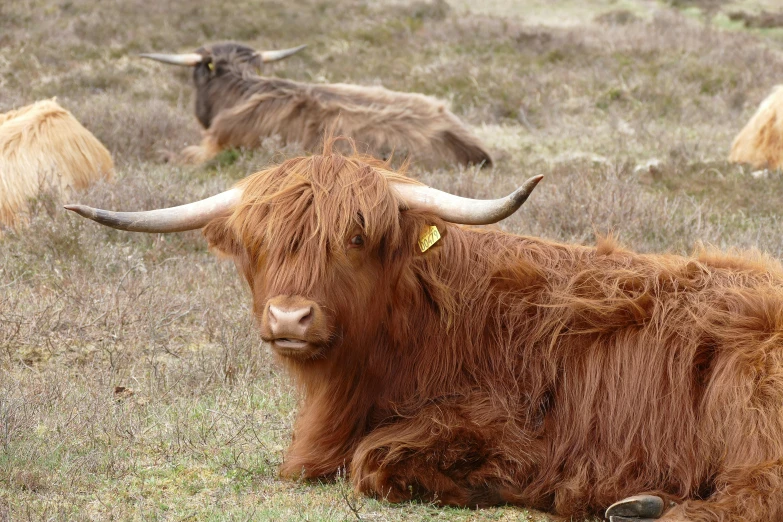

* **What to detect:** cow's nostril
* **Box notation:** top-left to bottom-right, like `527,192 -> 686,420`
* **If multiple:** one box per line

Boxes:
299,307 -> 313,327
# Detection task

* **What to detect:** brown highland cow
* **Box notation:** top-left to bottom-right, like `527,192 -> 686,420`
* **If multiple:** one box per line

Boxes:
68,141 -> 783,521
141,42 -> 493,168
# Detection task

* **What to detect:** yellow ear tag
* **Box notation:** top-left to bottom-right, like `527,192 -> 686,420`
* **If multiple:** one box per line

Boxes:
208,62 -> 214,71
418,225 -> 441,253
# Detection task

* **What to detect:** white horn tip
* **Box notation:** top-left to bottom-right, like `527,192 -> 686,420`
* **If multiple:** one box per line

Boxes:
139,53 -> 203,66
260,44 -> 307,63
64,204 -> 96,219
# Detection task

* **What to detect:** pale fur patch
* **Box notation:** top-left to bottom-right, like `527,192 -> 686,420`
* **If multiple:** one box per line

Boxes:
729,85 -> 783,170
0,98 -> 114,228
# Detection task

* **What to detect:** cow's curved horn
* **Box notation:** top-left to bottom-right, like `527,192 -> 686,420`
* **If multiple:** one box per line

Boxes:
258,44 -> 307,63
139,53 -> 204,66
392,175 -> 543,225
64,189 -> 241,233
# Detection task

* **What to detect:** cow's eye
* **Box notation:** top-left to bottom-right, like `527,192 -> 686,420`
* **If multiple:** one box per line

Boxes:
349,234 -> 364,248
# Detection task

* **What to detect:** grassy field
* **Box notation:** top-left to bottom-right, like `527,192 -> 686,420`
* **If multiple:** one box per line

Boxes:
2,0 -> 783,520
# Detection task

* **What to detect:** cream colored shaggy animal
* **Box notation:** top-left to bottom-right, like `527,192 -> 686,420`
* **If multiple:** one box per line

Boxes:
0,99 -> 113,228
729,85 -> 783,170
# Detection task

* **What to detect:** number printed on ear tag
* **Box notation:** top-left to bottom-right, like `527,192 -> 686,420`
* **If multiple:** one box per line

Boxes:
418,225 -> 441,253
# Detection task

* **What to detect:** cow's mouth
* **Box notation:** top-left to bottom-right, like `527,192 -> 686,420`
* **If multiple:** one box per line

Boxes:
273,338 -> 309,350
269,337 -> 323,359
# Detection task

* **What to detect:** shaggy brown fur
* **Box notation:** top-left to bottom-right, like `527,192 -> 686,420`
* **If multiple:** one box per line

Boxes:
172,42 -> 492,168
0,99 -> 113,228
729,85 -> 783,170
200,144 -> 783,521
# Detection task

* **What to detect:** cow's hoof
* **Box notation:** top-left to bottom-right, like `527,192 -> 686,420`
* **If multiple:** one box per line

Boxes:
606,494 -> 664,521
608,518 -> 659,522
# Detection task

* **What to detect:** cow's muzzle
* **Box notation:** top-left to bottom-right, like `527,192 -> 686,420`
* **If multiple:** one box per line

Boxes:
260,296 -> 328,358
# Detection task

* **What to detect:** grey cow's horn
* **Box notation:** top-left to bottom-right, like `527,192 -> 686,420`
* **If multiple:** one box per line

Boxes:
64,189 -> 242,233
392,175 -> 543,225
257,44 -> 307,63
139,53 -> 204,66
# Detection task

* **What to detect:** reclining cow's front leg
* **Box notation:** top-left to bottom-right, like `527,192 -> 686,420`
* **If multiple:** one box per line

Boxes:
349,406 -> 524,508
177,133 -> 223,164
351,428 -> 497,506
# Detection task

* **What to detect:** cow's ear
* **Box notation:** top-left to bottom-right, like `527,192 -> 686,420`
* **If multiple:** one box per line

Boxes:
399,210 -> 448,256
203,216 -> 243,258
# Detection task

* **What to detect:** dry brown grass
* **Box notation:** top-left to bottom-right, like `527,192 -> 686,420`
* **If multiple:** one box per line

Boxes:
2,0 -> 783,520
